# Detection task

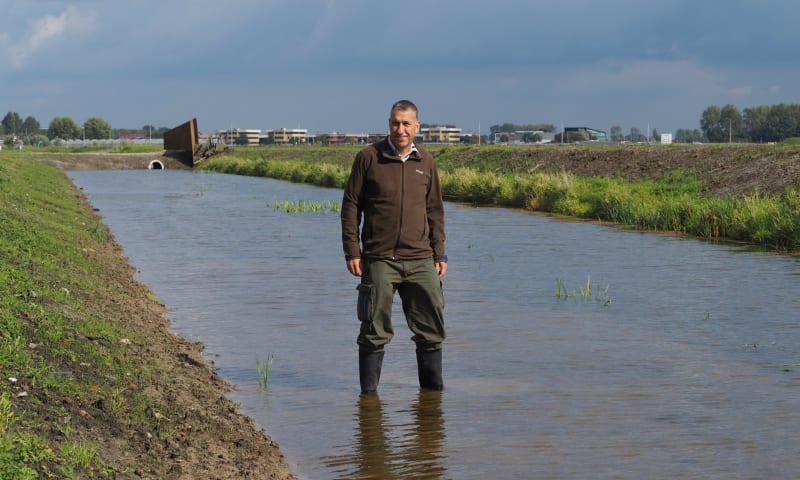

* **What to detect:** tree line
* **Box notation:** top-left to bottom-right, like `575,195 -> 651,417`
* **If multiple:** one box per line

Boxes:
494,103 -> 800,145
1,111 -> 170,147
699,103 -> 800,143
6,102 -> 800,148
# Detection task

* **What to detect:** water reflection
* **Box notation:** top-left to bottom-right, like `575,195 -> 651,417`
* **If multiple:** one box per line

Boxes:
325,391 -> 446,480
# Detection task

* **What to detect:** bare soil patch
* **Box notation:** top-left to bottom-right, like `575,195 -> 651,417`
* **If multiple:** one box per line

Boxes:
461,144 -> 800,198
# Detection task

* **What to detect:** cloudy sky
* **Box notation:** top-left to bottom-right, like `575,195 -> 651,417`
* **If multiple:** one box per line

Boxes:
1,0 -> 798,136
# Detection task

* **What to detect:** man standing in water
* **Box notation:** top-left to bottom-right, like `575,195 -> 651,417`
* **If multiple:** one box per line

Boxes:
341,99 -> 448,394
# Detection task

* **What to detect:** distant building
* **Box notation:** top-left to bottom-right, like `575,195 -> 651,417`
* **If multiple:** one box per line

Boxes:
660,133 -> 673,144
219,128 -> 260,146
119,133 -> 145,140
564,127 -> 608,142
493,130 -> 555,144
324,132 -> 367,145
266,128 -> 308,145
420,126 -> 461,144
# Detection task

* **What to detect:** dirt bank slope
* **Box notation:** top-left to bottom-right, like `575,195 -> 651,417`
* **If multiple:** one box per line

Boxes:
434,143 -> 800,198
2,155 -> 295,479
32,151 -> 192,170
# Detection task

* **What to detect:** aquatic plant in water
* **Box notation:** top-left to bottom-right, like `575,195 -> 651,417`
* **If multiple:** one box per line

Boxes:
271,198 -> 340,213
555,276 -> 612,306
256,353 -> 274,388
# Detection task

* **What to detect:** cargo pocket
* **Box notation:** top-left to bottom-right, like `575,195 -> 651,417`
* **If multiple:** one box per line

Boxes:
356,283 -> 374,324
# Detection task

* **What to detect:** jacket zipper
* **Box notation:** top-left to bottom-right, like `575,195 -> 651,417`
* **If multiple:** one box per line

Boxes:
392,160 -> 405,260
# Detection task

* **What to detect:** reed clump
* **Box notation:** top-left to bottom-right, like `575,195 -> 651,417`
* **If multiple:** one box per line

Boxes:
256,353 -> 274,389
271,198 -> 340,213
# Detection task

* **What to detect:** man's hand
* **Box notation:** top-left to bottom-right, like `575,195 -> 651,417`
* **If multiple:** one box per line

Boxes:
435,261 -> 448,278
346,258 -> 362,277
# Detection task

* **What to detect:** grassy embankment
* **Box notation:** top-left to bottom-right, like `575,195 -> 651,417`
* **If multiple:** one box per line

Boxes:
199,144 -> 800,251
1,152 -> 129,477
0,152 -> 175,478
0,152 -> 290,479
22,144 -> 165,154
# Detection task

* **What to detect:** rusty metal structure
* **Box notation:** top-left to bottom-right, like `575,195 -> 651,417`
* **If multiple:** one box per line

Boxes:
164,118 -> 223,166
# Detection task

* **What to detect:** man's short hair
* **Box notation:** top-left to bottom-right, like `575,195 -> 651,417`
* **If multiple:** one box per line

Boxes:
390,100 -> 418,118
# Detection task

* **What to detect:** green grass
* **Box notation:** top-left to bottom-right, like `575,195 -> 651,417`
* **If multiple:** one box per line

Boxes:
196,145 -> 800,251
26,143 -> 165,154
0,151 -> 199,477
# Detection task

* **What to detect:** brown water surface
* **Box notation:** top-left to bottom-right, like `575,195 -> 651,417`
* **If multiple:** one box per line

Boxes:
70,169 -> 800,480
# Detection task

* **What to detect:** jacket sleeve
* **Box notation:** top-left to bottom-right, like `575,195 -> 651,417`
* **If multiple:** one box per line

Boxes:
341,152 -> 366,259
427,162 -> 446,261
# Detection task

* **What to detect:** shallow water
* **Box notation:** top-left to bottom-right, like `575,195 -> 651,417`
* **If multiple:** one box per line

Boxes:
70,169 -> 800,479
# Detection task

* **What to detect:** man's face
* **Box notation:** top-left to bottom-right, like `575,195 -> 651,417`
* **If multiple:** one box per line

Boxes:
388,108 -> 420,153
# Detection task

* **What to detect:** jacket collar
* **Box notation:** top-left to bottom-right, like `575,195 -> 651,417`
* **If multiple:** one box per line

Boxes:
380,137 -> 420,161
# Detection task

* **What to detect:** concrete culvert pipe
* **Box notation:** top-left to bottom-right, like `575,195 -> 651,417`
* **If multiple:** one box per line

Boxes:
148,160 -> 164,170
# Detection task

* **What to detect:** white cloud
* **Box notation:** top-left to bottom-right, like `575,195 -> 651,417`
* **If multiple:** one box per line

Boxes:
6,6 -> 95,69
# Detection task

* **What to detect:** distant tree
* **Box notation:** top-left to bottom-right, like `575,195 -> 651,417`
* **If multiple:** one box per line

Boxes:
674,128 -> 704,143
2,112 -> 22,134
28,134 -> 49,147
651,128 -> 659,142
141,124 -> 156,139
701,104 -> 743,142
567,129 -> 590,142
628,127 -> 642,142
83,117 -> 113,139
700,105 -> 724,142
22,116 -> 40,135
48,117 -> 82,140
609,125 -> 623,142
743,105 -> 770,142
763,103 -> 798,142
721,104 -> 744,142
521,132 -> 542,143
461,133 -> 481,144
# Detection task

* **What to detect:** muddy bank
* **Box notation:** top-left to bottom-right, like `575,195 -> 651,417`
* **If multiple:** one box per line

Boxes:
32,151 -> 193,170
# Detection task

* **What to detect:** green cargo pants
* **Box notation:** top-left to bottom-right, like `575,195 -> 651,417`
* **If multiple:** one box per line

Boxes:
356,258 -> 445,353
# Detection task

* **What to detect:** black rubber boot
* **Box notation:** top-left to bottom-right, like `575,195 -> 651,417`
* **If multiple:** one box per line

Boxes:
416,349 -> 443,391
359,350 -> 384,394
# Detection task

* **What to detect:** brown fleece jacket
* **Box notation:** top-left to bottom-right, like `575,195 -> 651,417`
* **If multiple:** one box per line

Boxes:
341,138 -> 446,262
